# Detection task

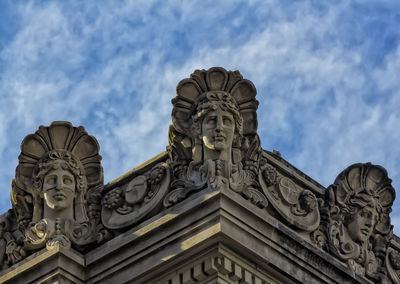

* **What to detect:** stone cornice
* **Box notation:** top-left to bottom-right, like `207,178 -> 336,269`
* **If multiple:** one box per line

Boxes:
0,67 -> 399,283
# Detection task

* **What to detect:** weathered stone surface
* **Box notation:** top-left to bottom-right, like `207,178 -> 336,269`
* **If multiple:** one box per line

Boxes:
0,67 -> 400,283
325,163 -> 395,283
0,122 -> 104,269
101,67 -> 320,236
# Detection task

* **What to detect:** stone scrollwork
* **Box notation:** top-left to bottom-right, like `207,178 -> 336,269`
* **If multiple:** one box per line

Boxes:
258,159 -> 320,231
100,67 -> 271,230
0,122 -> 104,267
104,67 -> 317,231
326,163 -> 395,282
387,247 -> 400,283
163,161 -> 207,208
102,163 -> 171,229
168,67 -> 267,205
2,67 -> 400,284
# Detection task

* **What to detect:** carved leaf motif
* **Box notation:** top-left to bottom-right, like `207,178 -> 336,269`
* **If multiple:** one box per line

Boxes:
167,125 -> 192,161
241,134 -> 261,161
5,240 -> 26,265
163,163 -> 207,208
242,187 -> 268,209
46,234 -> 71,250
163,188 -> 189,208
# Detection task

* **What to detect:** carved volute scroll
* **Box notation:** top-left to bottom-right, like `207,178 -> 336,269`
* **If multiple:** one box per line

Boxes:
0,122 -> 103,268
102,67 -> 264,229
101,67 -> 321,234
326,163 -> 396,282
258,157 -> 320,232
1,67 -> 400,283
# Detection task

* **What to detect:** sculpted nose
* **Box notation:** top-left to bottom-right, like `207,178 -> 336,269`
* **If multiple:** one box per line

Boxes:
56,178 -> 62,190
215,118 -> 223,132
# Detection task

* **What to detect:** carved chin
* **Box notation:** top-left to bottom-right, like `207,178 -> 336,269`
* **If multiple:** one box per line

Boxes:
214,141 -> 227,150
203,141 -> 228,151
47,199 -> 71,210
349,229 -> 371,243
360,229 -> 371,240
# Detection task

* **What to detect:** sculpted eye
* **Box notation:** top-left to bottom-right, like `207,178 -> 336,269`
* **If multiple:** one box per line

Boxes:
206,117 -> 216,125
63,177 -> 73,185
46,177 -> 56,185
223,117 -> 233,125
361,208 -> 373,219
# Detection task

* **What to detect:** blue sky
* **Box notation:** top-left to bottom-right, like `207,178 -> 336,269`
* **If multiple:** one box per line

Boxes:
1,0 -> 400,234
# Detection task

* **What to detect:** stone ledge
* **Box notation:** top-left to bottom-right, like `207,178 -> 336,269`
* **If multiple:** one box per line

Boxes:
0,245 -> 85,284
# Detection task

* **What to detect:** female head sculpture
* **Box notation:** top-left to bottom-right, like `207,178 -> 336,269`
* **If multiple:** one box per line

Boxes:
329,163 -> 394,246
191,91 -> 243,161
171,67 -> 258,163
32,150 -> 87,223
327,163 -> 395,277
12,122 -> 103,248
342,191 -> 382,245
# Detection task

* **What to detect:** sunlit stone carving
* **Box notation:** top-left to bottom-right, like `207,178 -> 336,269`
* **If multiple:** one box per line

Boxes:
326,163 -> 395,281
101,162 -> 171,229
0,122 -> 103,267
1,68 -> 400,284
102,67 -> 263,229
258,161 -> 320,231
168,67 -> 259,197
102,67 -> 320,233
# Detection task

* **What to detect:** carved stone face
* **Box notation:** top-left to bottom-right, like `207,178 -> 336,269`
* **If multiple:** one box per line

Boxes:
346,205 -> 377,243
201,107 -> 235,152
43,165 -> 76,211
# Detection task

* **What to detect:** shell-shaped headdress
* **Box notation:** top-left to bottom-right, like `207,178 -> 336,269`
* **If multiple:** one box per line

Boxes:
172,67 -> 259,136
13,121 -> 103,224
329,162 -> 395,235
15,121 -> 103,192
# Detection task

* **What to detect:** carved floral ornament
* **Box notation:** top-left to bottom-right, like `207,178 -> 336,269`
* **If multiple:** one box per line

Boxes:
0,68 -> 399,283
0,122 -> 104,268
321,163 -> 396,282
100,67 -> 320,233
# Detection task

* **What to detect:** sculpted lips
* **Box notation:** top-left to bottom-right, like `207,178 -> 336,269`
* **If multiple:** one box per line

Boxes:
215,134 -> 226,141
54,192 -> 67,201
361,228 -> 371,236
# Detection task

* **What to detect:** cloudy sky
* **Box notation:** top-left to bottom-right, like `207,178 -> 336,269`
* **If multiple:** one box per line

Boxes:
1,1 -> 400,233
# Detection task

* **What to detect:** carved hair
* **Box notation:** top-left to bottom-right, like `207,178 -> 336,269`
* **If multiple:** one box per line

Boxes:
191,91 -> 243,142
32,150 -> 87,195
342,192 -> 382,226
31,149 -> 88,224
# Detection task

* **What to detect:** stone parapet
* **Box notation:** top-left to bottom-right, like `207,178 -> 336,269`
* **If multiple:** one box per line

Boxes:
0,67 -> 399,283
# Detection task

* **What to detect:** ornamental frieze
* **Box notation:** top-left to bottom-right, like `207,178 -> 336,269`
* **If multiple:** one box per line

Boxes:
0,67 -> 399,283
